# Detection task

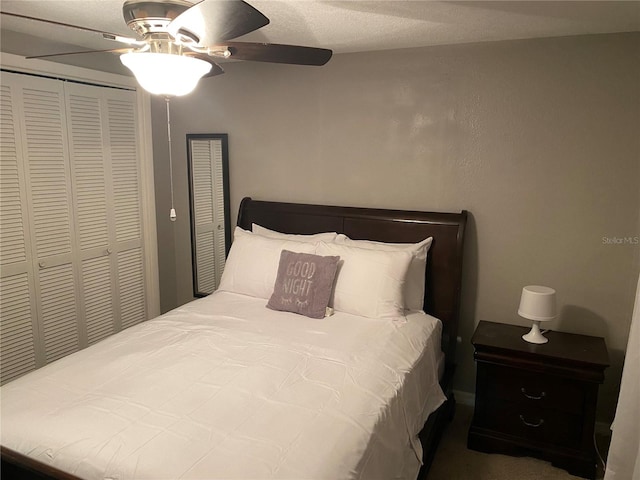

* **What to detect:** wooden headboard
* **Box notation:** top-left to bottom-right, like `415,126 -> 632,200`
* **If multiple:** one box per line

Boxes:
237,197 -> 467,366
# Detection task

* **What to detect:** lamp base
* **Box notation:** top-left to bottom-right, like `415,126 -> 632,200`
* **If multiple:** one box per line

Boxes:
522,321 -> 548,344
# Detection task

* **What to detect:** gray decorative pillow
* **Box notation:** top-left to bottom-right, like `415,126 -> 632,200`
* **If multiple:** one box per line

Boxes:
267,250 -> 340,319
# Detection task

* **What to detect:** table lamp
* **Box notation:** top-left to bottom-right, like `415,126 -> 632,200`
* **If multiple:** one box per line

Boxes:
518,285 -> 557,344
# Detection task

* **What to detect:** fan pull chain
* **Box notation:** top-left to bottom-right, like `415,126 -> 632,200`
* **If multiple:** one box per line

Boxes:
166,96 -> 177,222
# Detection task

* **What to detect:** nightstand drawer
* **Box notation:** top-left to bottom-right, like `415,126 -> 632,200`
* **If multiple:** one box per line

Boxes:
478,363 -> 585,415
476,399 -> 583,447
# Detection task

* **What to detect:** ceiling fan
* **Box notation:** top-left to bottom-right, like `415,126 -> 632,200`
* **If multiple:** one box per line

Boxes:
2,0 -> 333,96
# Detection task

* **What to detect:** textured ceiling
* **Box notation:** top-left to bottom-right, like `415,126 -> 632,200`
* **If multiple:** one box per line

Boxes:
1,0 -> 639,75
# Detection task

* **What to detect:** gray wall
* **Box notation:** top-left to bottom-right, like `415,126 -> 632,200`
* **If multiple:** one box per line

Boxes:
152,32 -> 640,420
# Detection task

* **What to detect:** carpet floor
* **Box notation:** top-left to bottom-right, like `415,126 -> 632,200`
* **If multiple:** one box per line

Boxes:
427,403 -> 607,480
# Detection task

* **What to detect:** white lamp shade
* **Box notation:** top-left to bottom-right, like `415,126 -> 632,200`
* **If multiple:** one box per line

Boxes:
518,285 -> 557,321
120,52 -> 212,96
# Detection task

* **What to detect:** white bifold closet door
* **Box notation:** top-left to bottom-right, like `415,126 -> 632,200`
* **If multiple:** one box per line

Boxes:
0,72 -> 147,384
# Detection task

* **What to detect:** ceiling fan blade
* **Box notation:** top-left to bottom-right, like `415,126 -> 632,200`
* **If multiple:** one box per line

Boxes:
215,42 -> 332,66
0,11 -> 141,45
184,52 -> 225,78
168,0 -> 269,45
26,48 -> 133,60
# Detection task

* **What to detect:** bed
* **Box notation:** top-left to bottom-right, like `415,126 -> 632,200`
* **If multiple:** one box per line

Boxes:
1,198 -> 467,480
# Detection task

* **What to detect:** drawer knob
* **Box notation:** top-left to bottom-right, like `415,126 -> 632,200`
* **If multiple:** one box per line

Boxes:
519,415 -> 544,428
521,387 -> 546,400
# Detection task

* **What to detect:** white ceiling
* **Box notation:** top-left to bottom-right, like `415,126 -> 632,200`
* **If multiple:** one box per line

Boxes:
1,0 -> 639,75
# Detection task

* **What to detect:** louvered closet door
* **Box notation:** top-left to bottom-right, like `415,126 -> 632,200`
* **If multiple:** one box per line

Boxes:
0,78 -> 41,383
192,139 -> 226,292
106,93 -> 146,329
65,83 -> 146,339
4,74 -> 82,365
0,73 -> 148,384
65,85 -> 115,345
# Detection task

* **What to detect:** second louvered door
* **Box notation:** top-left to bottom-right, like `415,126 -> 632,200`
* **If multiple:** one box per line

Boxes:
66,86 -> 114,346
0,78 -> 40,383
106,96 -> 146,330
19,75 -> 81,364
65,83 -> 146,344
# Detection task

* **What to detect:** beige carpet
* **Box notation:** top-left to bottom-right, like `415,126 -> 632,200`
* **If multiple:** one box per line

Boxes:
427,403 -> 606,480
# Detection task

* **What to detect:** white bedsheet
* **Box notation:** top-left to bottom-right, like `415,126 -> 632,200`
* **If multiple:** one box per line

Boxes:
0,292 -> 446,480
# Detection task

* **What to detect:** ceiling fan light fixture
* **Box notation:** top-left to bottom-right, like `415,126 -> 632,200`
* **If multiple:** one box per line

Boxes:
120,52 -> 212,96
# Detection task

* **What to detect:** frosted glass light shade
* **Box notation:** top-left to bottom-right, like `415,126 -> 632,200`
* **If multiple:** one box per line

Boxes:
518,285 -> 556,344
120,52 -> 211,96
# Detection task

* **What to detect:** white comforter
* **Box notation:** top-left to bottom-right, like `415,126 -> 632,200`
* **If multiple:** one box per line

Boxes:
0,292 -> 446,480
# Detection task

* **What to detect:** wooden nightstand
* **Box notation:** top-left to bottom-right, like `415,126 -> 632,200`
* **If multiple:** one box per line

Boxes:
467,321 -> 609,479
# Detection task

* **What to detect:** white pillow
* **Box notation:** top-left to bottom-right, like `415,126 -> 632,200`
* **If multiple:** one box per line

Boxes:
334,236 -> 433,311
218,227 -> 316,299
316,242 -> 413,318
252,223 -> 339,243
